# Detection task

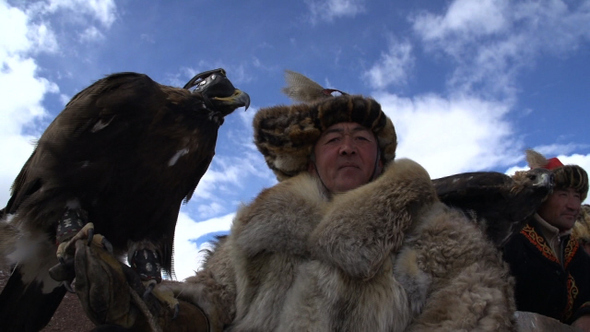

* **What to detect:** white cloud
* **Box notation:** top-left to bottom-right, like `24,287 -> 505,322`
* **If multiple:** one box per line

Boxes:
413,0 -> 508,42
0,2 -> 59,206
0,2 -> 33,54
0,0 -> 120,207
28,0 -> 117,28
363,38 -> 414,90
173,211 -> 235,280
197,202 -> 225,217
79,25 -> 105,43
411,0 -> 590,98
305,0 -> 366,23
189,150 -> 269,216
376,92 -> 520,178
26,21 -> 59,54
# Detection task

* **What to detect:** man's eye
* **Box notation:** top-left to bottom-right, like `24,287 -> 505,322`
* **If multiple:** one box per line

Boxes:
355,136 -> 370,141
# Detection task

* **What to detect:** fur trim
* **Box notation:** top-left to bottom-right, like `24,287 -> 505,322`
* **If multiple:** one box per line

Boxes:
277,159 -> 437,332
254,71 -> 397,181
228,173 -> 328,331
310,158 -> 437,280
401,202 -> 516,331
573,204 -> 590,242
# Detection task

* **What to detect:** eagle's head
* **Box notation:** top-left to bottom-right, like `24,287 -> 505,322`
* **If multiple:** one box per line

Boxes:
511,167 -> 554,199
510,167 -> 555,222
184,68 -> 250,118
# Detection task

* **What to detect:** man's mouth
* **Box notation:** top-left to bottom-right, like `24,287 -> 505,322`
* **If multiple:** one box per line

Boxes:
339,163 -> 359,170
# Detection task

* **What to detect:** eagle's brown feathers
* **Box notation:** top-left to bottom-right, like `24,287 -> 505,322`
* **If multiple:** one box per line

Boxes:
0,69 -> 249,332
433,167 -> 554,247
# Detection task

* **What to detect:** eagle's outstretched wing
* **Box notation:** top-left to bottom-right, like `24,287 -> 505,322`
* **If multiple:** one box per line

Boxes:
433,168 -> 554,247
0,69 -> 249,331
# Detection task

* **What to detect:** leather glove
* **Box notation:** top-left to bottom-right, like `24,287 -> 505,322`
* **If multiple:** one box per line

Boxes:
74,240 -> 210,331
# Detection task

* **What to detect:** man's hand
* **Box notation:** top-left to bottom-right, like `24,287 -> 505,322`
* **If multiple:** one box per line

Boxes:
74,239 -> 138,327
73,240 -> 210,331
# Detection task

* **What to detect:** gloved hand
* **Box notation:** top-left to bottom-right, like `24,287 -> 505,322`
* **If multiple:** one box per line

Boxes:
73,240 -> 210,332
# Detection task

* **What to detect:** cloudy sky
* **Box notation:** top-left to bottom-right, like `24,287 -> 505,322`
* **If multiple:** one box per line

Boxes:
1,0 -> 589,280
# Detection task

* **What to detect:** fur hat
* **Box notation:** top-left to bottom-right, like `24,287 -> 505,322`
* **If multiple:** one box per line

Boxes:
254,70 -> 397,181
526,149 -> 588,201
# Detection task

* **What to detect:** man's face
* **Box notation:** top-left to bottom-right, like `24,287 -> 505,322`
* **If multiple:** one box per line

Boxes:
309,122 -> 382,193
537,187 -> 582,231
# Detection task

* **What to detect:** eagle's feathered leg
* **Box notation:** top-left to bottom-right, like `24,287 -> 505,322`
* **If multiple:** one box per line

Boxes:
128,240 -> 180,318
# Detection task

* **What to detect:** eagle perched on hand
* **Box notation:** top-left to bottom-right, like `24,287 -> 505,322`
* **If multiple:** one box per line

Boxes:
0,69 -> 250,331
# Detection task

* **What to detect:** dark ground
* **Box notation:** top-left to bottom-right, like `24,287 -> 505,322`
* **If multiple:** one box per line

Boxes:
0,265 -> 95,331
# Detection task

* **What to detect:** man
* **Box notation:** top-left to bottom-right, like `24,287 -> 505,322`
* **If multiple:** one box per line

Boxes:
503,150 -> 590,331
75,71 -> 515,331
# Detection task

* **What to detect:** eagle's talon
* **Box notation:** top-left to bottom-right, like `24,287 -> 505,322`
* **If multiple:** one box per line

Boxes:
86,227 -> 94,246
143,281 -> 156,301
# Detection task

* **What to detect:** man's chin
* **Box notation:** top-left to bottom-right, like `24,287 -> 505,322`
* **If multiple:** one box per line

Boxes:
332,177 -> 369,193
558,218 -> 576,232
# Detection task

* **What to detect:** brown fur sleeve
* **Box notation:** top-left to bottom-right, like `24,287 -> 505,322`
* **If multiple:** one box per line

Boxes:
231,173 -> 327,258
310,159 -> 437,280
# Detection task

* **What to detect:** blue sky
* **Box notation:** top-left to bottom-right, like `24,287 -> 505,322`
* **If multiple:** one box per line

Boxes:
1,0 -> 589,279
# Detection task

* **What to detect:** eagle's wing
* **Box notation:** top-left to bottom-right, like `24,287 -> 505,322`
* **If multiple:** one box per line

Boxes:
0,70 -> 249,331
433,169 -> 553,247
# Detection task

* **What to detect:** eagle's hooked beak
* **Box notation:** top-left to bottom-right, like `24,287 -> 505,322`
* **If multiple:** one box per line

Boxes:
212,89 -> 250,112
185,68 -> 250,115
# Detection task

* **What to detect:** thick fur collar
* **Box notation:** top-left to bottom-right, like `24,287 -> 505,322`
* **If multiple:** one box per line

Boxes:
278,158 -> 437,332
231,172 -> 327,258
310,158 -> 437,280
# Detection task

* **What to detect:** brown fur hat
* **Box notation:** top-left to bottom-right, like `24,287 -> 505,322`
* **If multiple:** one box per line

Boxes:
526,149 -> 588,201
254,70 -> 397,181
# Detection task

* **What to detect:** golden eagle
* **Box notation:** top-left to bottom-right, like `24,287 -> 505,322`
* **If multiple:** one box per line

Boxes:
0,69 -> 249,331
433,167 -> 554,247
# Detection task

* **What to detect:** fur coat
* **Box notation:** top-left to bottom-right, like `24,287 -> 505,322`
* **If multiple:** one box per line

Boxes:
170,159 -> 516,331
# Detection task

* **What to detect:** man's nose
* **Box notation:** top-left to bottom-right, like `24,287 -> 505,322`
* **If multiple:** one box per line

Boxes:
566,195 -> 581,210
338,136 -> 357,155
